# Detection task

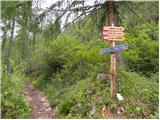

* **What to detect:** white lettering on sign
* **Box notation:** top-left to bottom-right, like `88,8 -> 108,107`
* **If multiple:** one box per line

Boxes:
103,32 -> 124,36
103,36 -> 125,41
103,26 -> 125,41
103,26 -> 125,31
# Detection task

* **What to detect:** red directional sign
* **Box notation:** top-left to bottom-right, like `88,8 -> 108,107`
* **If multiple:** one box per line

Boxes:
103,36 -> 125,41
103,32 -> 124,36
103,26 -> 124,31
103,26 -> 125,41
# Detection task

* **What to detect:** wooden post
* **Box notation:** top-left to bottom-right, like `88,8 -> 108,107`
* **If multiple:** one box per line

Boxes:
107,1 -> 117,99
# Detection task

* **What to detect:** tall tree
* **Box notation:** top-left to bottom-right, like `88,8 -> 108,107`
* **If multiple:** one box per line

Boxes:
7,17 -> 16,76
1,1 -> 18,76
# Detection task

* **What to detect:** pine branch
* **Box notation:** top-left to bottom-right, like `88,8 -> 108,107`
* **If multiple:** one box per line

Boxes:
49,3 -> 104,12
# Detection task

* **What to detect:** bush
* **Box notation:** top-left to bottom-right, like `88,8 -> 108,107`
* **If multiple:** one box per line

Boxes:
32,34 -> 109,92
58,99 -> 75,116
1,68 -> 31,119
117,71 -> 158,119
123,22 -> 159,77
30,30 -> 158,119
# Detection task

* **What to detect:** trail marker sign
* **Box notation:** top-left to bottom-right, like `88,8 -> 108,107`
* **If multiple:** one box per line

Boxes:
112,44 -> 128,52
100,47 -> 112,55
100,44 -> 128,55
103,26 -> 124,31
103,26 -> 125,41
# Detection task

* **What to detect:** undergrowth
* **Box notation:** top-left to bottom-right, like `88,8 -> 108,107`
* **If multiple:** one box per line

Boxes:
1,69 -> 31,119
29,35 -> 158,119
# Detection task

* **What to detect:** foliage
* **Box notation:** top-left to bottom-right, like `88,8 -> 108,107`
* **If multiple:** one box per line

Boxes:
30,34 -> 158,119
117,71 -> 158,119
1,67 -> 31,119
122,22 -> 159,77
31,34 -> 109,85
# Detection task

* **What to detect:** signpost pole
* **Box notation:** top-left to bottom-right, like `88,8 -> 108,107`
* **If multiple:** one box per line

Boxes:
107,1 -> 117,99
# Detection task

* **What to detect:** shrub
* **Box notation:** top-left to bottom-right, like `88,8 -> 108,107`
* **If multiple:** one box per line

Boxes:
58,99 -> 75,116
117,71 -> 158,119
1,68 -> 31,119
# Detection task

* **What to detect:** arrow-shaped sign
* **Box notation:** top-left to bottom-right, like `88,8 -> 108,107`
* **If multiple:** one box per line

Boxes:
102,26 -> 125,41
103,32 -> 124,36
100,44 -> 128,55
103,26 -> 125,31
103,36 -> 125,41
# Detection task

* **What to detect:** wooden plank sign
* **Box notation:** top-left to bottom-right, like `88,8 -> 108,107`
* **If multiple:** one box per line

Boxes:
103,32 -> 124,36
103,36 -> 125,41
100,44 -> 128,55
103,26 -> 125,41
103,26 -> 124,31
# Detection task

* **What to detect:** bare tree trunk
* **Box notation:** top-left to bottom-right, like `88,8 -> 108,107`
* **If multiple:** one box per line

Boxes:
7,17 -> 15,76
32,32 -> 36,49
107,1 -> 117,99
2,32 -> 7,64
29,37 -> 32,73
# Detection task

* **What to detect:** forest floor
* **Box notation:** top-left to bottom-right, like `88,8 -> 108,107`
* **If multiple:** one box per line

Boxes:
101,104 -> 127,119
26,84 -> 55,119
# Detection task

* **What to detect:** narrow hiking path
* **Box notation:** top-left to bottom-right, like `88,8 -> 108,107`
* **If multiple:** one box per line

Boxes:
26,84 -> 55,119
26,84 -> 126,119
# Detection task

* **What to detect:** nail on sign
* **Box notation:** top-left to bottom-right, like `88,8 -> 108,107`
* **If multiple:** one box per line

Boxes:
100,44 -> 128,55
103,26 -> 125,41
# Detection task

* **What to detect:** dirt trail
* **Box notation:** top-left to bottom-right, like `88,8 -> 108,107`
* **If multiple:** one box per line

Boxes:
26,84 -> 126,119
101,105 -> 127,119
26,84 -> 55,119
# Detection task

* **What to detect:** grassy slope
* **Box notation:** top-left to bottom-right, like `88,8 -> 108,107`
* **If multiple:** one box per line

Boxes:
51,71 -> 158,119
30,36 -> 158,119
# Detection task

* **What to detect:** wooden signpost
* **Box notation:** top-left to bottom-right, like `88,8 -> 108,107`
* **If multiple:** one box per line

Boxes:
100,1 -> 128,99
107,1 -> 117,99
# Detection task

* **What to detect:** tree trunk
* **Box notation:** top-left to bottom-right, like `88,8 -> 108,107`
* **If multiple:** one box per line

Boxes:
7,17 -> 15,76
32,32 -> 36,49
107,1 -> 117,99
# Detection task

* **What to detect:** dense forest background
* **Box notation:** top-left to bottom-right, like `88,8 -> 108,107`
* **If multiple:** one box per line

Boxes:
1,0 -> 159,119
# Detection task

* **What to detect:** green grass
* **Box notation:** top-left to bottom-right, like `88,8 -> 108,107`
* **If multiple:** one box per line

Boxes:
28,35 -> 158,119
31,70 -> 158,119
1,71 -> 32,119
